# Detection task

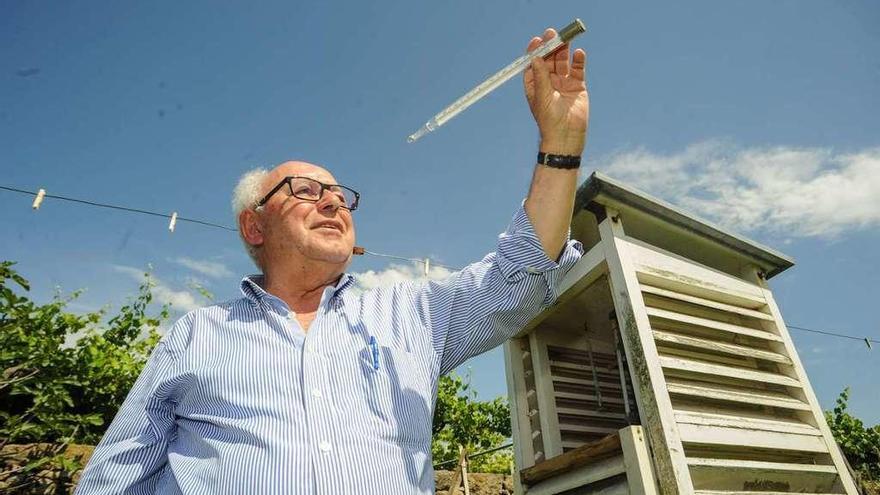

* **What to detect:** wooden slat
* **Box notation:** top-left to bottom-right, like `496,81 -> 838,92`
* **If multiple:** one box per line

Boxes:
619,426 -> 659,495
677,423 -> 829,453
555,391 -> 627,406
600,212 -> 694,495
641,284 -> 774,321
559,424 -> 621,435
687,457 -> 838,474
530,333 -> 563,458
667,381 -> 811,411
552,374 -> 628,392
623,236 -> 767,307
653,330 -> 792,365
503,339 -> 536,476
647,307 -> 782,342
524,456 -> 628,495
659,356 -> 800,387
556,407 -> 629,421
695,491 -> 839,495
520,433 -> 622,485
675,408 -> 822,437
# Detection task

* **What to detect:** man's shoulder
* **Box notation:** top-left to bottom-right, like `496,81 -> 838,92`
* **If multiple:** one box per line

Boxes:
161,297 -> 258,347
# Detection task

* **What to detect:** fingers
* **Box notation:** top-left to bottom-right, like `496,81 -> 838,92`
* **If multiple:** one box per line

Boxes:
570,48 -> 586,82
524,36 -> 542,98
530,51 -> 553,101
526,35 -> 542,53
540,28 -> 569,77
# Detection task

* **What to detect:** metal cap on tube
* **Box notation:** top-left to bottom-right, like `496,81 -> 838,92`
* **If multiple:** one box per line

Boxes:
558,18 -> 586,43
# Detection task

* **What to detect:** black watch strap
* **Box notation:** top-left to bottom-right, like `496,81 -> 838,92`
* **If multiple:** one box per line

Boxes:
537,152 -> 581,169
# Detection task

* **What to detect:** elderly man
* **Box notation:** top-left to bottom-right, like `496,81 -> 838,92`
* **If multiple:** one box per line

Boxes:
76,29 -> 588,494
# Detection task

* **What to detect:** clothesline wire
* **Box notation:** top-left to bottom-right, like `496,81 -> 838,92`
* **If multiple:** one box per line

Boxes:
787,324 -> 879,344
0,184 -> 460,269
1,184 -> 875,346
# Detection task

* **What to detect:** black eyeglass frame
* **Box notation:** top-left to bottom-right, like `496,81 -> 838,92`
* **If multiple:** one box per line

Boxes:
256,176 -> 360,211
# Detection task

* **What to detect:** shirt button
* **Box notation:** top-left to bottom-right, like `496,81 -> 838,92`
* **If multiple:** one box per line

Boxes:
287,312 -> 296,321
318,440 -> 332,453
311,388 -> 322,398
525,266 -> 540,274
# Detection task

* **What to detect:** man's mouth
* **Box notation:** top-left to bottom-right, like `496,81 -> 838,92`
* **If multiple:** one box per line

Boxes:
314,221 -> 344,233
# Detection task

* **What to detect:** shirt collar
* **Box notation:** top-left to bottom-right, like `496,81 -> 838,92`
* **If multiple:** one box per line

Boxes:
240,273 -> 354,308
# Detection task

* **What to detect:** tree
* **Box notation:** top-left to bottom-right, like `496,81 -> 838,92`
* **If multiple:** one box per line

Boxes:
825,387 -> 880,485
0,261 -> 164,493
432,371 -> 513,473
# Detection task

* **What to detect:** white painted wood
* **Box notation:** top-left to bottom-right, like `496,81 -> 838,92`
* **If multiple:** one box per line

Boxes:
677,423 -> 829,453
623,236 -> 766,307
514,245 -> 607,339
686,457 -> 837,474
504,339 -> 535,481
657,345 -> 760,369
652,330 -> 791,365
674,408 -> 822,436
747,272 -> 861,495
658,356 -> 800,387
555,407 -> 629,421
524,455 -> 627,495
552,374 -> 627,392
619,426 -> 659,495
530,332 -> 563,458
540,330 -> 617,355
694,492 -> 841,495
559,424 -> 622,435
646,307 -> 782,342
640,284 -> 774,321
557,243 -> 608,298
598,211 -> 694,495
666,380 -> 811,411
555,390 -> 626,406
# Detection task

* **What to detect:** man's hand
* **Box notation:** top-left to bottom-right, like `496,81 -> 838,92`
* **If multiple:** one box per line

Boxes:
524,29 -> 589,156
522,28 -> 588,262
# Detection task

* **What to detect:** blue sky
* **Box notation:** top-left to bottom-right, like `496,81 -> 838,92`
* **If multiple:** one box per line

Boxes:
2,1 -> 878,423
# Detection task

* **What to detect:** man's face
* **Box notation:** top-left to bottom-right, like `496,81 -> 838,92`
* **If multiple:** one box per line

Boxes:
256,162 -> 356,267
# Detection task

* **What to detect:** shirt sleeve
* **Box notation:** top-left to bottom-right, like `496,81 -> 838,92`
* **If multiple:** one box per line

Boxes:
420,203 -> 583,375
74,336 -> 179,494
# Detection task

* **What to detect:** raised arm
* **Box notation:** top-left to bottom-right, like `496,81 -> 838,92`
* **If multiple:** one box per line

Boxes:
523,28 -> 589,261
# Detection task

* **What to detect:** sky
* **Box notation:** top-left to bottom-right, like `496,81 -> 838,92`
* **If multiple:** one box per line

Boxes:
1,1 -> 878,424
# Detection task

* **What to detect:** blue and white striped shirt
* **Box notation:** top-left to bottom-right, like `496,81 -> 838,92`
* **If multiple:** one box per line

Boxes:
75,205 -> 582,494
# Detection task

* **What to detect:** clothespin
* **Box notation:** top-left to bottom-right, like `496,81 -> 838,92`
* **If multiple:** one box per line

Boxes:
32,188 -> 46,210
424,258 -> 430,277
168,212 -> 178,232
866,338 -> 873,350
352,246 -> 365,255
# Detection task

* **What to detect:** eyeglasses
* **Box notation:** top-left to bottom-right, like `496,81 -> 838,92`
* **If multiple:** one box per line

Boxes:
256,176 -> 360,211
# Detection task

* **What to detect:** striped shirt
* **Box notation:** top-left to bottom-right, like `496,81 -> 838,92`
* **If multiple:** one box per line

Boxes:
75,205 -> 583,494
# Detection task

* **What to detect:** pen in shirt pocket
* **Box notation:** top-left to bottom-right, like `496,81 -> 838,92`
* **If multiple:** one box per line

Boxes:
368,335 -> 380,370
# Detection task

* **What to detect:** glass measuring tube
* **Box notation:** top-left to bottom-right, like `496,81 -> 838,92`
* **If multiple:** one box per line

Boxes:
407,18 -> 586,143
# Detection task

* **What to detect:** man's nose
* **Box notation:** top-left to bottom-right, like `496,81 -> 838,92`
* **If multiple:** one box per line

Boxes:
316,190 -> 342,213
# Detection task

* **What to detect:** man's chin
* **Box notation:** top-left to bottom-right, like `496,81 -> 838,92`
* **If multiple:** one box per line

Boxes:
308,244 -> 353,265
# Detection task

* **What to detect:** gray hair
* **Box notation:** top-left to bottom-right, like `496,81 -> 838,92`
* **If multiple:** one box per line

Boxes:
232,168 -> 269,270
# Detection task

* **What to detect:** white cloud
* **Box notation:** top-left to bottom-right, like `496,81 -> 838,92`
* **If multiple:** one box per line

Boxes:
169,257 -> 234,279
595,141 -> 880,238
113,265 -> 201,313
351,262 -> 454,294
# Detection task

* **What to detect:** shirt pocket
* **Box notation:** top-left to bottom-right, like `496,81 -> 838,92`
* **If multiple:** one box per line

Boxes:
357,344 -> 433,448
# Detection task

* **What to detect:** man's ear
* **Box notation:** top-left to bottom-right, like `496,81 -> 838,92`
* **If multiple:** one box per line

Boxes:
239,209 -> 264,247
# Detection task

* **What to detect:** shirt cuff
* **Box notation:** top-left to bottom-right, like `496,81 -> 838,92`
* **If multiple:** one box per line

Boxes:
495,202 -> 584,303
